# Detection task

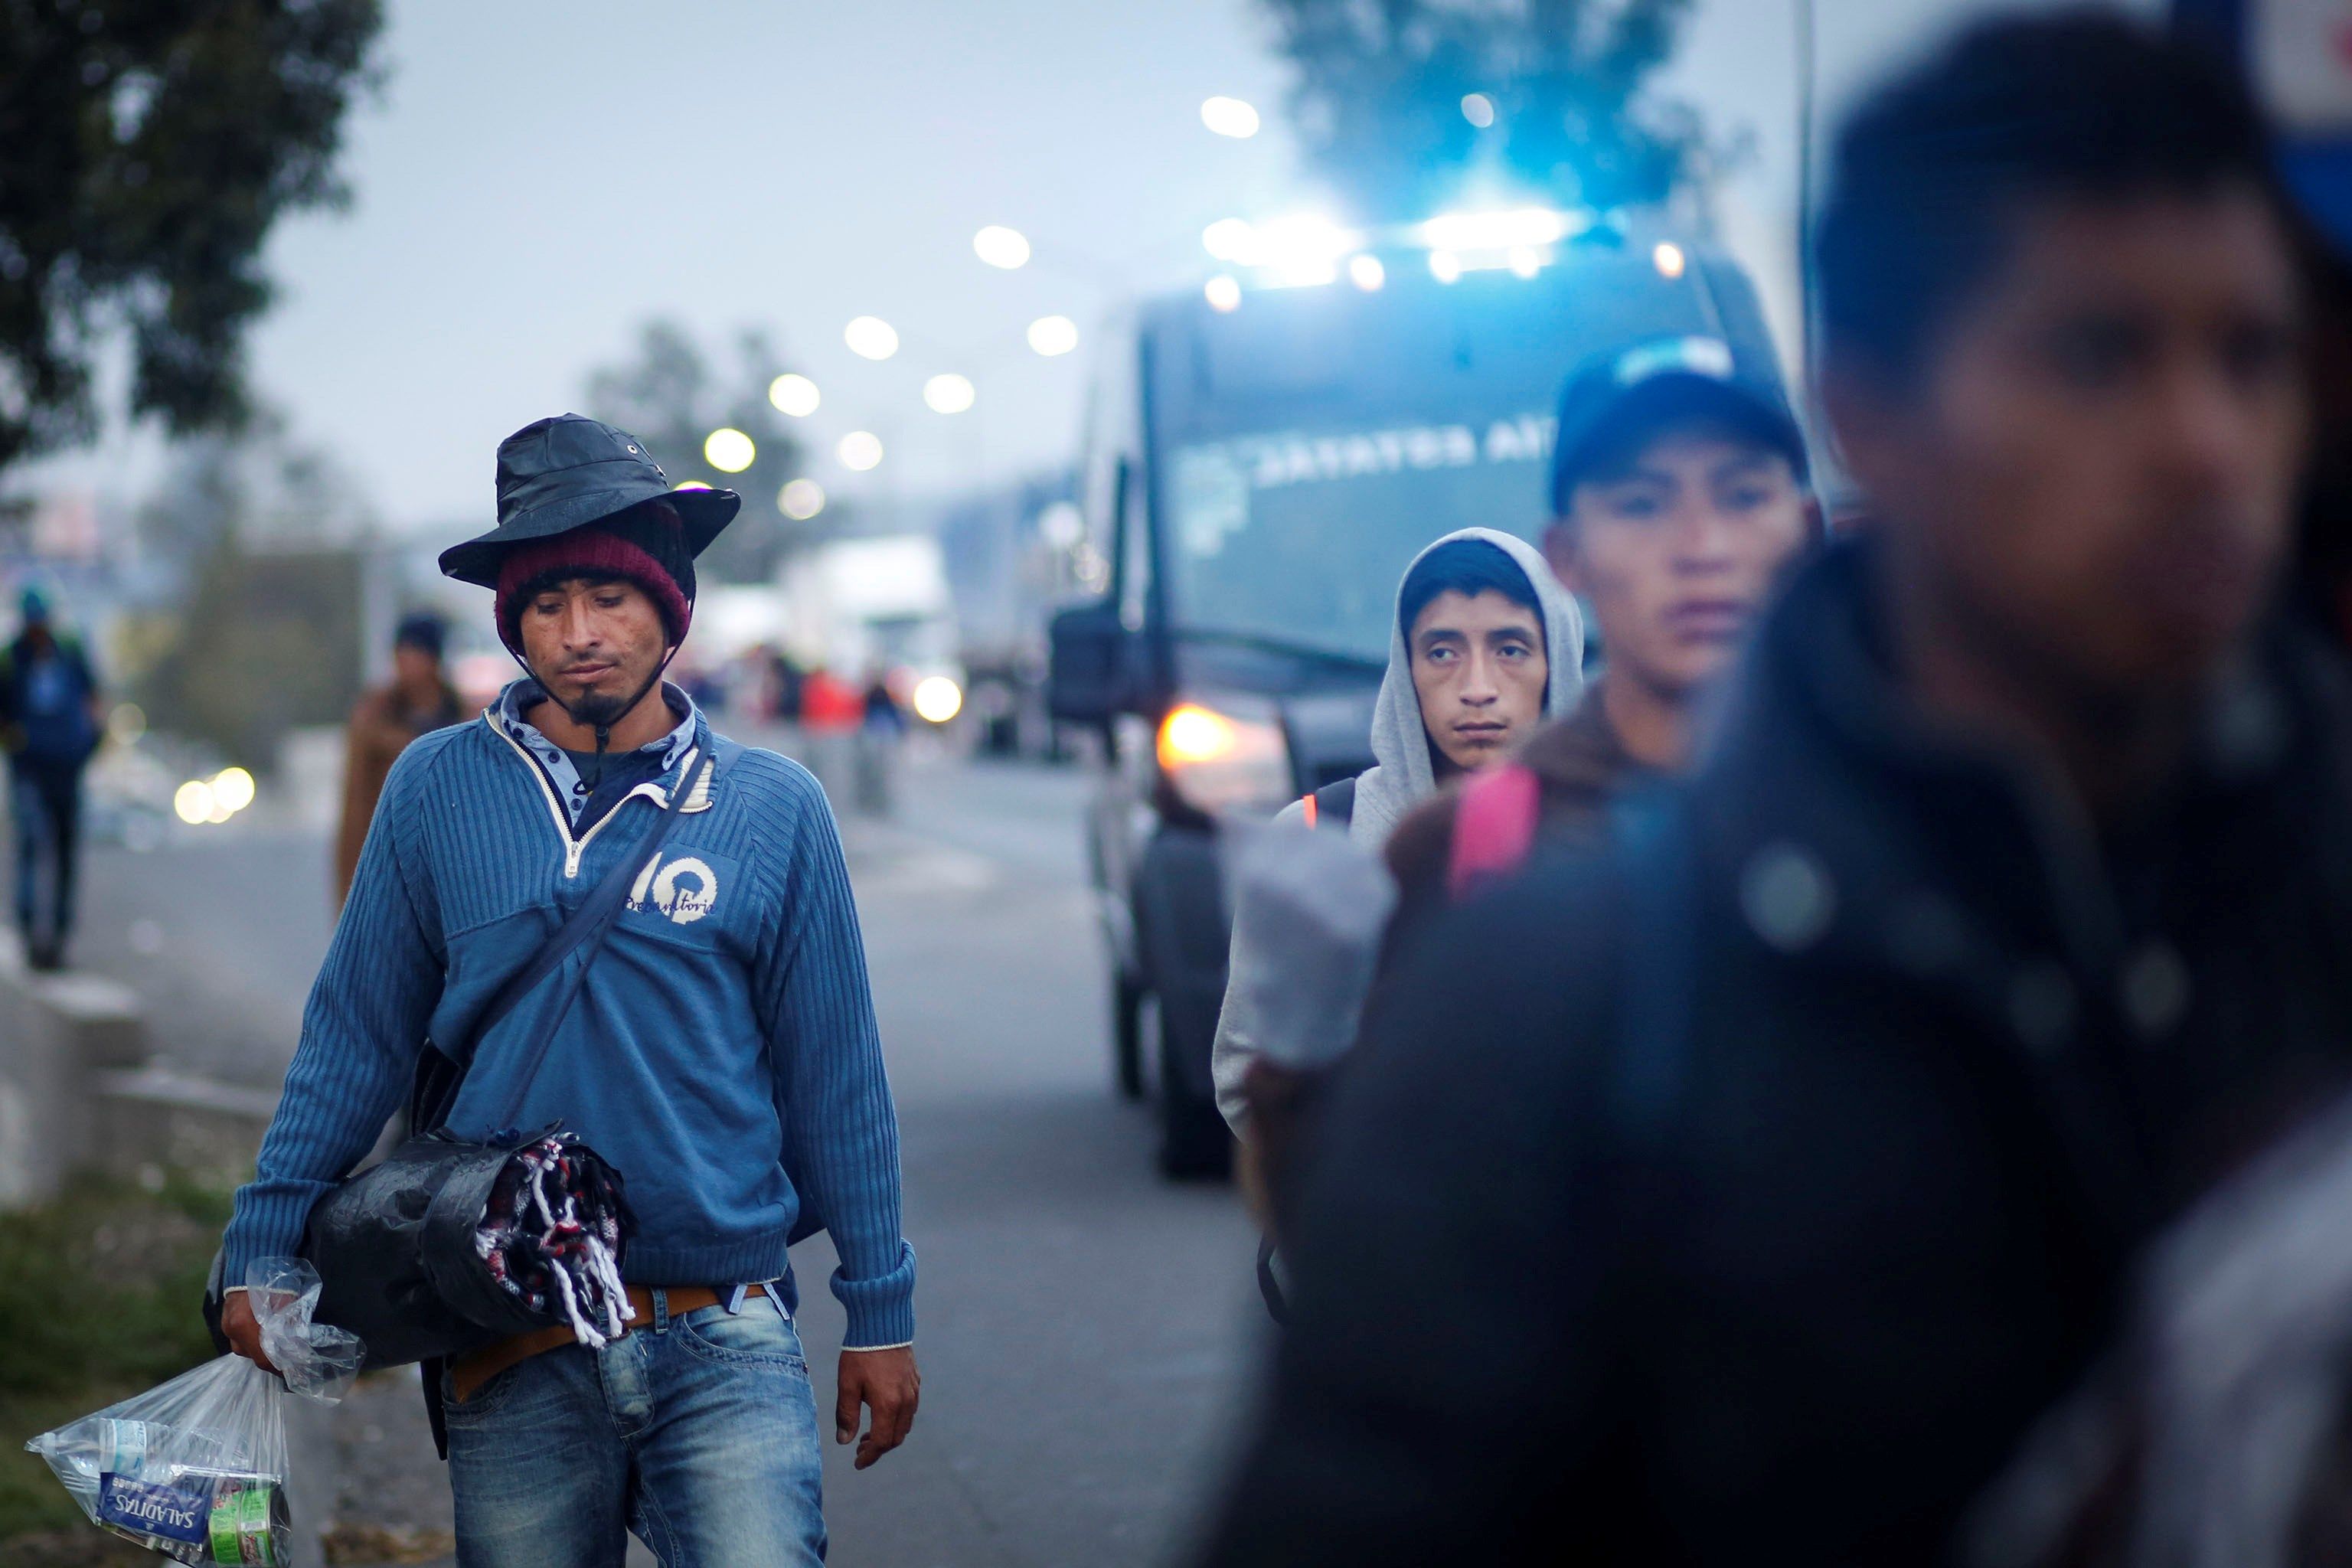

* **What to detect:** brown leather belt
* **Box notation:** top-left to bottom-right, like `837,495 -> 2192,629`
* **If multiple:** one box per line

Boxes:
448,1283 -> 766,1405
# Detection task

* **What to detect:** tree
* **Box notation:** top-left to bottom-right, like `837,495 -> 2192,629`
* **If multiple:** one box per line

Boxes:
1258,0 -> 1703,224
0,0 -> 385,473
585,320 -> 823,583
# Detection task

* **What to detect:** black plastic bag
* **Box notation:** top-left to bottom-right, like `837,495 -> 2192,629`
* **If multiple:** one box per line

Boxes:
302,1130 -> 629,1370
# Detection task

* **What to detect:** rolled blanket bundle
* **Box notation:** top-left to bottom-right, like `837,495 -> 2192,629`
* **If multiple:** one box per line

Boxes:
474,1132 -> 635,1346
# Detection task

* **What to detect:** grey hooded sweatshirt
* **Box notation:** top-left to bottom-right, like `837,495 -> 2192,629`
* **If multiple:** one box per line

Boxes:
1211,527 -> 1586,1132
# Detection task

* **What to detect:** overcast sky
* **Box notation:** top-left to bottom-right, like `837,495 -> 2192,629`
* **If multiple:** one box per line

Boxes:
24,0 -> 2157,536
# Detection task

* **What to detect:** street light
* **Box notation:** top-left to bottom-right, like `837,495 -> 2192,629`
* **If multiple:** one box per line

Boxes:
923,373 -> 976,413
838,431 -> 884,471
1652,241 -> 1687,280
973,226 -> 1031,270
1200,96 -> 1260,138
703,427 -> 756,473
1204,275 -> 1242,312
769,373 -> 820,416
844,316 -> 900,361
779,478 -> 825,520
1027,315 -> 1080,357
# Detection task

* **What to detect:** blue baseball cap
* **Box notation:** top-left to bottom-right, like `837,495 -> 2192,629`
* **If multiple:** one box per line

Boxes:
1549,334 -> 1810,515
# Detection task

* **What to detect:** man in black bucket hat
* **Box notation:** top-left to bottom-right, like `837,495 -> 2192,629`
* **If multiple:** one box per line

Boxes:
220,415 -> 920,1566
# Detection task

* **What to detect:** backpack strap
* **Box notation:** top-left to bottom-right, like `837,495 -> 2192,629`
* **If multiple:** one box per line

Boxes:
1446,763 -> 1542,902
1301,776 -> 1357,831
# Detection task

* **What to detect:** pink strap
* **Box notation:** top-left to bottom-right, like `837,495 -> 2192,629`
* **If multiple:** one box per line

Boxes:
1446,763 -> 1541,902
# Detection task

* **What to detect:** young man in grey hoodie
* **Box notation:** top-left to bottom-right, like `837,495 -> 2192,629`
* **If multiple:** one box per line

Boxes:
1211,527 -> 1583,1133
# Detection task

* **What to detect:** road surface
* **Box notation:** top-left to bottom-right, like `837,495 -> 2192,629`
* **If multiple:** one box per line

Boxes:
70,742 -> 1266,1567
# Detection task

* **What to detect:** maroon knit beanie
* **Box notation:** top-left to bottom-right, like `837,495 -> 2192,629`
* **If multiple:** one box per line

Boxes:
493,503 -> 694,651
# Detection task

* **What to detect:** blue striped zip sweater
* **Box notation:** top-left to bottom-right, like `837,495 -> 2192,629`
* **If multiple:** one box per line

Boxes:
221,694 -> 915,1348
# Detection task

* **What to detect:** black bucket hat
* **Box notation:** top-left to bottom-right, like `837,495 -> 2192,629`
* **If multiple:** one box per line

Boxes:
439,414 -> 740,588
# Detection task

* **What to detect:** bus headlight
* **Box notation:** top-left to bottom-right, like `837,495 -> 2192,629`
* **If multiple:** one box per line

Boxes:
1157,701 -> 1289,815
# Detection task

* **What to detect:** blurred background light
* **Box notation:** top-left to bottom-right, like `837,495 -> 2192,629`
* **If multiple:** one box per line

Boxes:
1201,217 -> 1255,263
972,225 -> 1031,270
844,315 -> 900,361
1417,207 -> 1570,253
1200,214 -> 1360,284
173,780 -> 214,826
1428,250 -> 1462,283
1026,315 -> 1079,357
1508,245 -> 1542,278
923,373 -> 976,413
912,675 -> 963,724
768,372 -> 820,416
1652,240 -> 1687,279
1461,93 -> 1495,129
1199,96 -> 1259,138
1204,275 -> 1242,312
702,427 -> 756,472
1037,501 -> 1085,550
778,478 -> 825,519
211,767 -> 256,813
108,703 -> 146,745
1348,253 -> 1385,291
838,431 -> 884,471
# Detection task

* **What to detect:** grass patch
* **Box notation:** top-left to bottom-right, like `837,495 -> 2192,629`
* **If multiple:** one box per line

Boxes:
0,1171 -> 234,1546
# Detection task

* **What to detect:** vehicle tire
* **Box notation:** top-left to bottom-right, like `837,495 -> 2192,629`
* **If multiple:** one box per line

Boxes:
1155,996 -> 1233,1181
1113,972 -> 1147,1101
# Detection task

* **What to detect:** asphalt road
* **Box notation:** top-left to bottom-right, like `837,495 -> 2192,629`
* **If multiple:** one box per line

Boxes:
68,743 -> 1267,1567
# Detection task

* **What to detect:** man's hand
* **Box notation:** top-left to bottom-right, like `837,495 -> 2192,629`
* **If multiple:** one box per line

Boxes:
220,1292 -> 280,1376
835,1346 -> 918,1469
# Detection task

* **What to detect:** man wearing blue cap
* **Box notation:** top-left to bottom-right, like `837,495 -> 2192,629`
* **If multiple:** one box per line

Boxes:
219,416 -> 918,1566
0,586 -> 104,972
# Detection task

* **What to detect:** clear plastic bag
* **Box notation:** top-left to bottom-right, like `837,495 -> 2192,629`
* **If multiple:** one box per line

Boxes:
24,1257 -> 364,1565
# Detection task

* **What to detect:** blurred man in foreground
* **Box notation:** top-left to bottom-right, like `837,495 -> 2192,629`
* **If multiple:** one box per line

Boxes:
0,586 -> 103,972
1196,14 -> 2352,1563
334,610 -> 464,910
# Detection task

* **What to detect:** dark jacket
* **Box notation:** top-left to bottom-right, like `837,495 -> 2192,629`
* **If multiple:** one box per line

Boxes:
0,630 -> 100,768
334,680 -> 464,907
1381,694 -> 1661,951
1194,539 -> 2352,1565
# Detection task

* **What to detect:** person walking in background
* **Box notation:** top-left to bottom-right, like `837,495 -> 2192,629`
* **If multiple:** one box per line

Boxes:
0,586 -> 104,972
1195,15 -> 2352,1562
1380,332 -> 1817,938
334,610 -> 465,910
218,416 -> 918,1566
854,667 -> 907,816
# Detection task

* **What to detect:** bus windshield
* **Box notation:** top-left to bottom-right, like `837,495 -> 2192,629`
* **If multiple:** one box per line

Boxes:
1164,411 -> 1555,664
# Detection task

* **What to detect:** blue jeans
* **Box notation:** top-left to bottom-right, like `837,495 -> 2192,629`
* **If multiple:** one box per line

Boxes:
10,761 -> 82,949
442,1290 -> 826,1567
